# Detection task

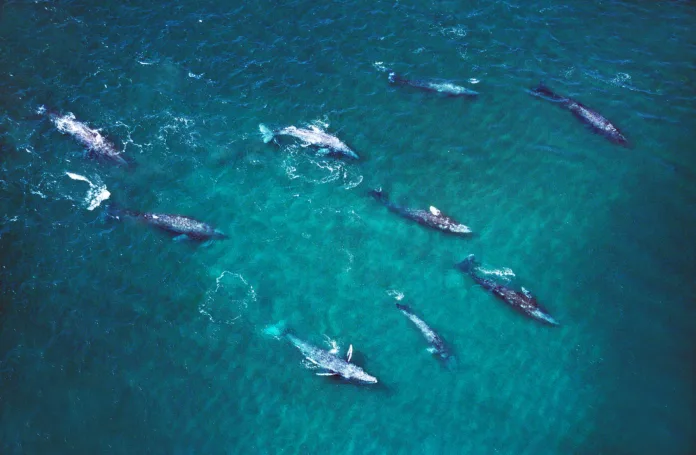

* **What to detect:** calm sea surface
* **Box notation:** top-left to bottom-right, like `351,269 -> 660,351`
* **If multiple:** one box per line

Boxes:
1,1 -> 694,453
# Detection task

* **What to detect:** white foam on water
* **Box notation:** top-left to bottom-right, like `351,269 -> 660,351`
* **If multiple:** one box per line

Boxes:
200,271 -> 256,325
343,174 -> 362,190
387,289 -> 405,301
65,172 -> 110,210
324,335 -> 340,354
439,25 -> 467,38
309,117 -> 330,130
372,61 -> 388,72
478,266 -> 516,281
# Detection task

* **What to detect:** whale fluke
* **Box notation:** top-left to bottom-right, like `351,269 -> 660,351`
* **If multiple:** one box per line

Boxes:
395,302 -> 412,312
368,188 -> 388,203
530,82 -> 567,103
455,254 -> 478,273
259,124 -> 275,143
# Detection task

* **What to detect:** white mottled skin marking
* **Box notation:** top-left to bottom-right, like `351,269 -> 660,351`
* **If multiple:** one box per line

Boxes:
276,126 -> 358,158
286,333 -> 377,384
399,309 -> 439,346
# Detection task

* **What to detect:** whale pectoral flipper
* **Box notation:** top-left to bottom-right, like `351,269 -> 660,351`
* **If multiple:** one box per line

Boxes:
316,372 -> 338,376
173,234 -> 190,242
316,148 -> 331,156
427,347 -> 437,354
346,344 -> 353,362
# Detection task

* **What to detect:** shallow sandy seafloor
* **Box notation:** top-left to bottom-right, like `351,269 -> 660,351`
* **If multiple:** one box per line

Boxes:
0,1 -> 694,454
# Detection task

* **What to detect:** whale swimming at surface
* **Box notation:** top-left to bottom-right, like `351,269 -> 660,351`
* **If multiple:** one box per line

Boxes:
395,303 -> 453,366
388,71 -> 479,97
369,188 -> 472,235
259,123 -> 359,160
42,107 -> 131,166
107,205 -> 227,241
530,83 -> 628,146
456,255 -> 558,326
278,329 -> 378,384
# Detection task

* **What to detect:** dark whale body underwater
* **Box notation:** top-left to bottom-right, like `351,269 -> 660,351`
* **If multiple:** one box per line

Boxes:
107,206 -> 227,241
388,71 -> 479,97
456,255 -> 558,326
530,83 -> 628,146
369,189 -> 472,235
395,303 -> 453,366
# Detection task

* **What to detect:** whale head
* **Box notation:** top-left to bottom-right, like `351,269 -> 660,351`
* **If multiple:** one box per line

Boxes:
342,364 -> 378,384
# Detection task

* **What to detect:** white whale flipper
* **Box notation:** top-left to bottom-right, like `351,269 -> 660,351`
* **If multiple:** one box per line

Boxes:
316,372 -> 338,376
429,206 -> 441,216
346,344 -> 353,362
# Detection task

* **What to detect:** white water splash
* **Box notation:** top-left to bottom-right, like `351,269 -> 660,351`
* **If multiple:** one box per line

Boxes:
387,289 -> 405,301
200,271 -> 256,325
610,72 -> 631,87
65,172 -> 110,210
372,61 -> 389,72
324,335 -> 340,354
283,154 -> 342,185
439,25 -> 468,38
308,117 -> 330,131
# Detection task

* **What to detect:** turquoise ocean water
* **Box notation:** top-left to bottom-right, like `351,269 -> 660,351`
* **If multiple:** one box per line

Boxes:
1,1 -> 695,453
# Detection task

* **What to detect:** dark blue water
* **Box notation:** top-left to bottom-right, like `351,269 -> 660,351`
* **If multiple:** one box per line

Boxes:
1,1 -> 695,453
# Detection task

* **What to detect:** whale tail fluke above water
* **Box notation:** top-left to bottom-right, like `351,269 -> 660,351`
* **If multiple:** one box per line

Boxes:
455,254 -> 478,274
259,124 -> 275,144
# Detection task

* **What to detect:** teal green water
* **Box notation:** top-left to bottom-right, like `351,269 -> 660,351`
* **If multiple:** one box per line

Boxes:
1,1 -> 695,453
